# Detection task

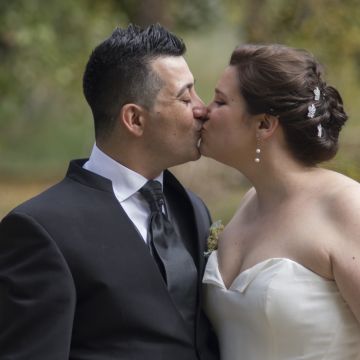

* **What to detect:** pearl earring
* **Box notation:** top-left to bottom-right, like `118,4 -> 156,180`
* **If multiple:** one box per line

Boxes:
254,136 -> 261,163
254,148 -> 261,163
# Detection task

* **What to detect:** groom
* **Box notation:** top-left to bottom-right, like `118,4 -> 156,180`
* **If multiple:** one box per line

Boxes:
0,24 -> 219,359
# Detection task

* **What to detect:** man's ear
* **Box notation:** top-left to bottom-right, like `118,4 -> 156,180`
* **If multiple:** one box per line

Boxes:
119,103 -> 147,137
256,114 -> 279,139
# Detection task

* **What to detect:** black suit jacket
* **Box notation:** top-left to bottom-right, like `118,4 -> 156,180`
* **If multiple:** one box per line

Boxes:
0,160 -> 219,360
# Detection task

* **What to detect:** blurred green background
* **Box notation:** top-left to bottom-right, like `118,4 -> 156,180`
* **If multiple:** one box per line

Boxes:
1,0 -> 359,221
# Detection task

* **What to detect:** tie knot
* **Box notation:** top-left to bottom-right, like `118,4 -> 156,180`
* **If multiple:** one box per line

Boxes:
140,180 -> 165,212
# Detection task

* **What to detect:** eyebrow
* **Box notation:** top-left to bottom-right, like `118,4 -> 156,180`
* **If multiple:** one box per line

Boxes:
215,88 -> 227,97
176,82 -> 194,98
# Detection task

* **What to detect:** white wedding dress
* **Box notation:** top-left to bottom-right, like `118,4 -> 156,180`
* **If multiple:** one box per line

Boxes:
203,251 -> 360,360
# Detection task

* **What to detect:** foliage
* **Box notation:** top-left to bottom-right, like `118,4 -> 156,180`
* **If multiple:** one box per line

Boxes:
0,0 -> 359,180
0,0 -> 126,174
119,0 -> 222,31
225,0 -> 360,68
222,0 -> 360,180
0,0 -> 221,176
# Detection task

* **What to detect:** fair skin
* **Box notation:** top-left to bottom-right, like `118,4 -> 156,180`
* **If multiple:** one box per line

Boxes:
201,65 -> 360,323
98,55 -> 206,179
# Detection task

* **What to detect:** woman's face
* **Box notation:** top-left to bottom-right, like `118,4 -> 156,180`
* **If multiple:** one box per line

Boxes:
200,66 -> 258,168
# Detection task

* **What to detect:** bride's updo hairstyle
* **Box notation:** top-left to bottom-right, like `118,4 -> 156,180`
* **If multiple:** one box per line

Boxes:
230,44 -> 348,165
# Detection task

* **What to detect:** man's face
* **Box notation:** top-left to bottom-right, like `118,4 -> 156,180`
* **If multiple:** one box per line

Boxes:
144,56 -> 206,169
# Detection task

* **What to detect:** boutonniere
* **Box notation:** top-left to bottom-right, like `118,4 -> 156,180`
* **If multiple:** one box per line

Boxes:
204,220 -> 224,258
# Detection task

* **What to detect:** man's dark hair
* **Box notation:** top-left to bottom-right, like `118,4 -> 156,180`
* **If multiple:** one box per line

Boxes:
83,23 -> 186,139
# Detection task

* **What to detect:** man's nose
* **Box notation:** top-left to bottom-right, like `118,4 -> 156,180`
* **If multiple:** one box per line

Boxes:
193,105 -> 208,121
193,94 -> 208,121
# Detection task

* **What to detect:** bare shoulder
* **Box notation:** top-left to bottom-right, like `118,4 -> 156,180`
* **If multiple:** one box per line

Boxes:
324,172 -> 360,232
322,171 -> 360,323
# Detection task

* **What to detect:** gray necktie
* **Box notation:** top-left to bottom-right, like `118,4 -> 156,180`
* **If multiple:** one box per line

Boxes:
140,180 -> 198,323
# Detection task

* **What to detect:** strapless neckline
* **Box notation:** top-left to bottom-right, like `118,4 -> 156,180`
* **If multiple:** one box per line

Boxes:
203,250 -> 360,360
204,251 -> 332,292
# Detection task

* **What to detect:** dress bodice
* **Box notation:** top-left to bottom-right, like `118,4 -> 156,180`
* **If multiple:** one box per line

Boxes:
203,251 -> 360,360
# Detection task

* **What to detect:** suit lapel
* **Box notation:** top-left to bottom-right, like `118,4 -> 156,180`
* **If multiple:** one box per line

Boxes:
163,170 -> 211,274
185,191 -> 210,276
163,171 -> 212,342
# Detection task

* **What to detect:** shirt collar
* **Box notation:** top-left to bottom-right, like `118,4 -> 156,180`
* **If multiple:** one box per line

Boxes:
84,144 -> 163,202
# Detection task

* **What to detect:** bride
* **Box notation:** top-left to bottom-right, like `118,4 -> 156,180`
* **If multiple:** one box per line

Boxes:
200,44 -> 360,359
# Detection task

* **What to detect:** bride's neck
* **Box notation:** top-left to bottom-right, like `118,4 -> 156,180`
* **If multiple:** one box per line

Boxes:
244,156 -> 320,213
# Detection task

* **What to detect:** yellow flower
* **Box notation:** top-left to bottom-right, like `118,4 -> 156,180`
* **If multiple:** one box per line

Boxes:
204,220 -> 224,256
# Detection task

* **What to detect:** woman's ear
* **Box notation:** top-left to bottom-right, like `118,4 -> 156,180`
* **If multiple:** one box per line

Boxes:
257,114 -> 279,139
119,103 -> 147,137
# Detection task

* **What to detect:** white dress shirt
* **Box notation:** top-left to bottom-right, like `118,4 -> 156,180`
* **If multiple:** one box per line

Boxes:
83,144 -> 163,243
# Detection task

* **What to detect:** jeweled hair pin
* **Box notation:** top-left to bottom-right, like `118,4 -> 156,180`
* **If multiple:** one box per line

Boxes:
307,103 -> 316,118
307,87 -> 323,138
314,87 -> 320,101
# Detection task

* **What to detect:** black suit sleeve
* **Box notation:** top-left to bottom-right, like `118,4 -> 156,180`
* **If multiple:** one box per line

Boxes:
0,212 -> 76,359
